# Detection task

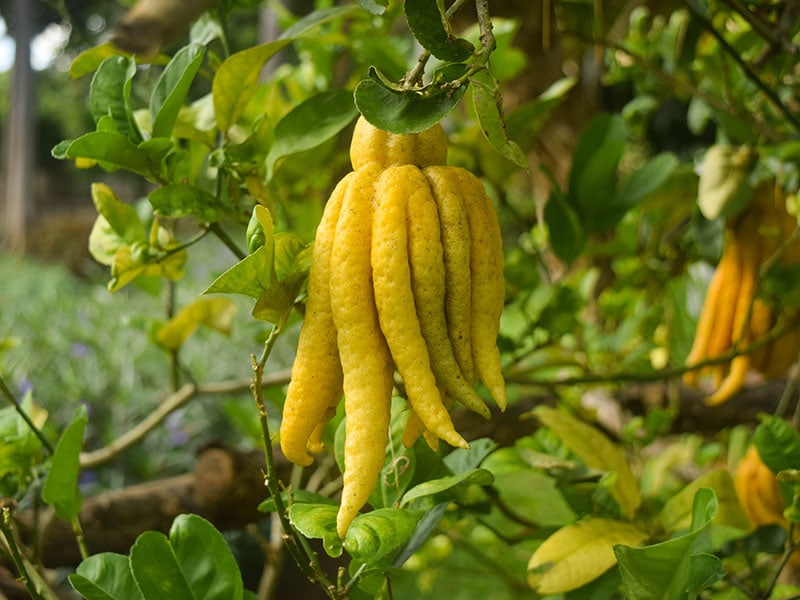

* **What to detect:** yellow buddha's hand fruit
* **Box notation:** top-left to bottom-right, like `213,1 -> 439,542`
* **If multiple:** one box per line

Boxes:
684,181 -> 800,405
280,116 -> 507,538
735,445 -> 787,529
279,175 -> 351,466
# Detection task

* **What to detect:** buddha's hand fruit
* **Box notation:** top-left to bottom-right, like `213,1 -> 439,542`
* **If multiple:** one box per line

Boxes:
683,182 -> 800,405
280,116 -> 507,537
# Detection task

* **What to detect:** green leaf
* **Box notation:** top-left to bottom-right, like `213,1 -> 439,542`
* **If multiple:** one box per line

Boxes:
90,56 -> 141,142
568,114 -> 627,233
535,407 -> 642,518
343,508 -> 423,562
659,467 -> 749,533
506,77 -> 577,152
59,132 -> 154,178
213,40 -> 292,134
612,153 -> 679,215
265,89 -> 357,180
615,488 -> 722,600
0,392 -> 47,497
392,503 -> 448,567
148,184 -> 223,221
528,518 -> 649,594
288,503 -> 343,557
258,490 -> 337,513
354,0 -> 387,14
279,5 -> 364,38
204,247 -> 272,298
754,415 -> 800,474
150,44 -> 205,139
130,514 -> 244,600
697,145 -> 756,220
443,437 -> 497,474
544,185 -> 585,264
470,71 -> 527,169
354,70 -> 467,134
89,183 -> 146,258
69,553 -> 143,600
70,42 -> 129,78
490,470 -> 577,527
43,406 -> 87,522
400,468 -> 494,507
404,0 -> 474,62
155,297 -> 238,351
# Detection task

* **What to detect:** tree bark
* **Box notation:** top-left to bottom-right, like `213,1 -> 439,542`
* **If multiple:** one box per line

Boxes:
2,0 -> 35,252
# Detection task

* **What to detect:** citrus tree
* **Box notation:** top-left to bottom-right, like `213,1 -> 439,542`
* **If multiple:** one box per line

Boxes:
3,0 -> 800,598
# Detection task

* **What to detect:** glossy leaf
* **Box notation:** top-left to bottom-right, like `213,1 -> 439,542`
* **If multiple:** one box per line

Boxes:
754,415 -> 800,475
400,468 -> 494,507
265,90 -> 357,180
148,184 -> 223,221
213,41 -> 292,133
58,132 -> 154,179
490,470 -> 576,527
150,44 -> 205,139
392,503 -> 449,567
443,437 -> 497,475
204,247 -> 272,299
615,488 -> 723,600
535,407 -> 641,518
471,71 -> 527,168
42,405 -> 87,521
527,518 -> 648,594
354,69 -> 467,134
69,552 -> 143,600
355,0 -> 387,14
70,43 -> 130,79
288,503 -> 343,557
90,56 -> 141,142
404,0 -> 474,62
129,514 -> 244,600
343,508 -> 423,562
155,297 -> 238,351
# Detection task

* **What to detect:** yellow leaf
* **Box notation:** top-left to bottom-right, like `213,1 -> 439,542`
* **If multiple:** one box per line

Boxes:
527,518 -> 648,594
659,467 -> 749,533
156,297 -> 238,351
535,407 -> 642,518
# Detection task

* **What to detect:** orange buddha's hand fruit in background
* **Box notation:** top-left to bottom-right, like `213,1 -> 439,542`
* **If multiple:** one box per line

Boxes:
683,182 -> 800,405
280,116 -> 507,537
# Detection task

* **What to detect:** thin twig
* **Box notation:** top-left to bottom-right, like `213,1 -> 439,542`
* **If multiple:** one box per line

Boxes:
0,506 -> 45,600
209,222 -> 246,260
79,370 -> 291,469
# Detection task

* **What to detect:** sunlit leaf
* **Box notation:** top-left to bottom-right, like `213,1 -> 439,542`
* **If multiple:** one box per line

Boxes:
57,132 -> 154,179
148,184 -> 224,221
400,468 -> 494,507
265,89 -> 357,180
90,55 -> 141,142
213,41 -> 292,133
754,415 -> 800,475
535,407 -> 641,518
155,297 -> 238,351
279,5 -> 363,38
470,71 -> 527,168
150,44 -> 205,138
528,518 -> 648,594
288,503 -> 343,557
204,247 -> 272,298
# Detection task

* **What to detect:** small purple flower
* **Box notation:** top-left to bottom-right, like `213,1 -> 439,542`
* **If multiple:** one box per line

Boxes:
71,343 -> 90,358
17,377 -> 32,396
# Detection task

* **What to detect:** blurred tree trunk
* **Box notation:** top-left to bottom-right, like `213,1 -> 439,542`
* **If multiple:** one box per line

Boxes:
2,0 -> 35,252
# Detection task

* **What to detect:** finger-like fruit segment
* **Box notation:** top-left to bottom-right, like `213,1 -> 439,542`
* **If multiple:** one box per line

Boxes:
455,168 -> 507,410
408,172 -> 490,419
423,166 -> 475,384
280,175 -> 351,466
330,164 -> 395,538
371,165 -> 468,450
